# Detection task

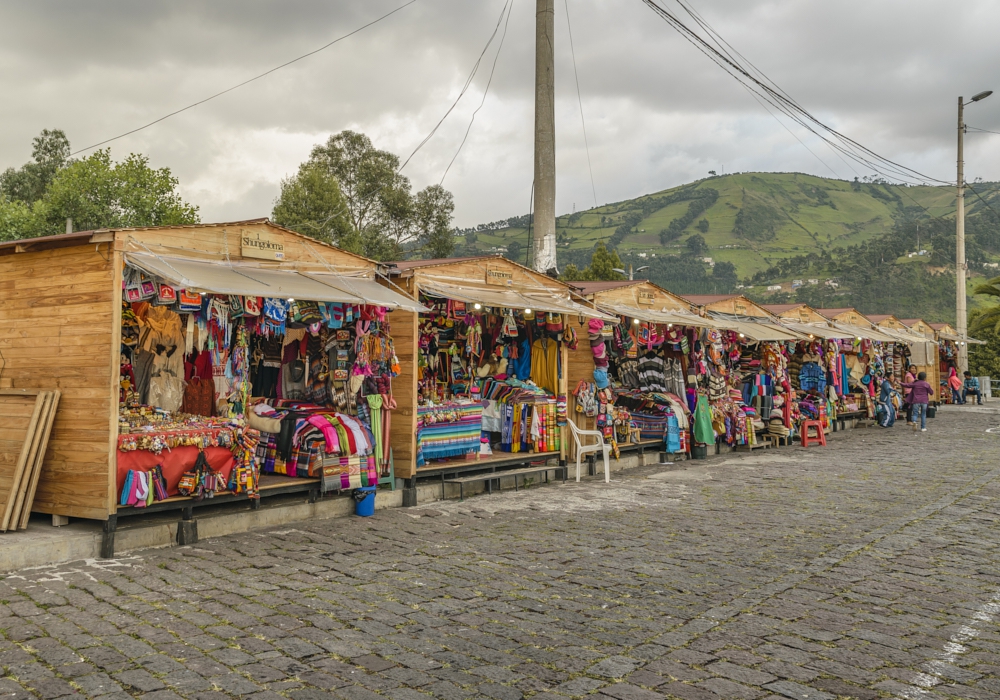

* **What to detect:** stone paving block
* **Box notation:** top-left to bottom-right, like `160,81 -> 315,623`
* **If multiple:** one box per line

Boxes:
762,680 -> 834,700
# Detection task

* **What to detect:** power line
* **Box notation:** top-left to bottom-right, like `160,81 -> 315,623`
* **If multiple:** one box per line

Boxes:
563,0 -> 598,207
399,1 -> 513,173
439,0 -> 515,185
967,126 -> 1000,136
639,0 -> 950,187
70,1 -> 418,157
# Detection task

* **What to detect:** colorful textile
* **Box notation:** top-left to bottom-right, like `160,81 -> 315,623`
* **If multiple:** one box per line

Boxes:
416,402 -> 484,466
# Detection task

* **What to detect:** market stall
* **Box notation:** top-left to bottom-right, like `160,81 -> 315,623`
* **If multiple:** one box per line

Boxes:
0,220 -> 423,550
381,256 -> 610,480
897,318 -> 942,394
565,280 -> 711,461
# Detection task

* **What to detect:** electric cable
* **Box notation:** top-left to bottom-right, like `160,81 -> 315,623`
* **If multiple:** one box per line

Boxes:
399,0 -> 513,173
70,1 -> 418,157
439,0 -> 515,185
563,0 -> 599,207
639,0 -> 950,186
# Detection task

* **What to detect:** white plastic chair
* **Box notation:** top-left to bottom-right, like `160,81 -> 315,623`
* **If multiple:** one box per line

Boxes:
568,421 -> 611,483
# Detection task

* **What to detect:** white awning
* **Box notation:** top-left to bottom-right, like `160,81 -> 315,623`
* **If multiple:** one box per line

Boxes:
596,303 -> 728,328
830,323 -> 899,343
780,322 -> 852,340
420,280 -> 616,321
727,320 -> 806,342
125,252 -> 426,310
304,272 -> 428,313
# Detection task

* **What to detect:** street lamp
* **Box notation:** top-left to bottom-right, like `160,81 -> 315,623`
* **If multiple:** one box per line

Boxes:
612,264 -> 650,280
956,90 -> 993,372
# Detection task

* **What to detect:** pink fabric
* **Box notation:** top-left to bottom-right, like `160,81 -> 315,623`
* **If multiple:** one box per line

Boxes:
307,415 -> 341,454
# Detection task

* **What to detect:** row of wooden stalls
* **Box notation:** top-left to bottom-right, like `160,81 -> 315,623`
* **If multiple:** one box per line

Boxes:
0,220 -> 974,555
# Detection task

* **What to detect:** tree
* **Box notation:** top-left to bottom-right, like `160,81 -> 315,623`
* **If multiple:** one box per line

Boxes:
696,218 -> 709,233
505,240 -> 523,262
970,276 -> 1000,336
272,162 -> 358,251
0,129 -> 71,205
305,131 -> 413,258
560,263 -> 583,280
34,150 -> 198,234
588,242 -> 625,280
414,184 -> 455,259
685,233 -> 708,257
970,309 -> 1000,379
712,261 -> 737,293
0,197 -> 34,242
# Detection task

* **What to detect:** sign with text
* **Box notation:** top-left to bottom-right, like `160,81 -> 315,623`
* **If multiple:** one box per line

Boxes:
637,290 -> 655,305
485,265 -> 514,286
734,300 -> 748,314
241,229 -> 285,261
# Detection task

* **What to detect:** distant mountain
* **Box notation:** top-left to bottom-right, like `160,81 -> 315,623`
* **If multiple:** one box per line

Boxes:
455,172 -> 1000,322
462,172 -> 994,275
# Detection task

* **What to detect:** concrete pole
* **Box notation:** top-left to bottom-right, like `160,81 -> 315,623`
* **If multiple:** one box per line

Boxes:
956,97 -> 968,372
532,0 -> 558,272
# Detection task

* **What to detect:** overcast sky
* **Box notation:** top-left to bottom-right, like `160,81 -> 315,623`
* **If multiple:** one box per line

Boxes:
3,0 -> 1000,227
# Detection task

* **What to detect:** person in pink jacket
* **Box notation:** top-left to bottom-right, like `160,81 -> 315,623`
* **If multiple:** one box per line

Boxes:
902,372 -> 934,432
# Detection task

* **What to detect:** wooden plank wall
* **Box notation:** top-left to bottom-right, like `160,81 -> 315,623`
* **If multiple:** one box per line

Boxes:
386,278 -> 419,480
0,244 -> 116,520
565,336 -> 597,462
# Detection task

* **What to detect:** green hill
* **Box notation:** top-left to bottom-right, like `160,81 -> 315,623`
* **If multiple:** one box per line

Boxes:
460,172 -> 978,278
455,172 -> 1000,322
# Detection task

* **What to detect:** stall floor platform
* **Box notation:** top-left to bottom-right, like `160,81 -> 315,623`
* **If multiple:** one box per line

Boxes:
416,450 -> 562,478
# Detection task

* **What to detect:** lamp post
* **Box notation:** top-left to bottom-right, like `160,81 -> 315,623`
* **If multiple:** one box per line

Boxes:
612,265 -> 649,280
956,90 -> 993,372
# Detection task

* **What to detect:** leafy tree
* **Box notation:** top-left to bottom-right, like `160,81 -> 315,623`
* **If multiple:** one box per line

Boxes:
282,130 -> 456,260
711,261 -> 737,293
0,129 -> 71,205
560,263 -> 582,280
696,218 -> 709,233
35,149 -> 198,234
969,309 -> 1000,378
505,240 -> 522,262
685,233 -> 708,257
272,162 -> 358,250
0,197 -> 34,242
970,276 -> 1000,335
414,184 -> 455,259
465,231 -> 478,246
588,242 -> 625,280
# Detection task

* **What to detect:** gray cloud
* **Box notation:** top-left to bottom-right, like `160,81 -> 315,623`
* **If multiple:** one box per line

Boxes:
2,0 -> 999,228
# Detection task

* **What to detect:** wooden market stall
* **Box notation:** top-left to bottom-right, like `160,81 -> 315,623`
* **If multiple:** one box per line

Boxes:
565,280 -> 702,460
381,256 -> 608,485
0,219 -> 422,551
897,318 -> 942,393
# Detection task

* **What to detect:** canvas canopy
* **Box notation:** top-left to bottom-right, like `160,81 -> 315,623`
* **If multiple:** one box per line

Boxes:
419,280 -> 616,321
125,252 -> 426,311
710,317 -> 805,341
596,303 -> 729,329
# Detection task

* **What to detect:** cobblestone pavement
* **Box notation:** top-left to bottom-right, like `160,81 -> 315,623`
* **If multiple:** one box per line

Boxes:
2,410 -> 1000,700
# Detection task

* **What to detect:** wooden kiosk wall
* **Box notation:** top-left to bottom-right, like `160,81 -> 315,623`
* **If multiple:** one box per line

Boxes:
0,220 -> 378,521
0,235 -> 120,520
766,304 -> 829,324
565,281 -> 692,461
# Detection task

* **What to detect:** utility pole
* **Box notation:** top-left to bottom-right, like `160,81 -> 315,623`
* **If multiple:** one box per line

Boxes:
532,0 -> 557,273
956,96 -> 967,372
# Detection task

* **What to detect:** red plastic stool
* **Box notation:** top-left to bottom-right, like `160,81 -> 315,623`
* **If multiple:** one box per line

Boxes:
800,420 -> 827,447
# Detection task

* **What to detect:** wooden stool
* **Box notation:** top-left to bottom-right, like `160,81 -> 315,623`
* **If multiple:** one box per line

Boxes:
800,420 -> 826,447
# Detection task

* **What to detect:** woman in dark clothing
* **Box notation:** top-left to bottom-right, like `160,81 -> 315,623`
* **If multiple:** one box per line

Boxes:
902,371 -> 934,432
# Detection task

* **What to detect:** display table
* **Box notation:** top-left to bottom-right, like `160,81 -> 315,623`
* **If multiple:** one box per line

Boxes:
117,446 -> 234,498
416,402 -> 484,467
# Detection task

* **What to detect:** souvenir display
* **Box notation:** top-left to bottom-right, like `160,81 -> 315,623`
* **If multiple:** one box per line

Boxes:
116,264 -> 399,505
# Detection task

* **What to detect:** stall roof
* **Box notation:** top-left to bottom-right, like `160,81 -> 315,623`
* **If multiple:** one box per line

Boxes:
779,322 -> 852,340
125,252 -> 426,311
596,303 -> 727,328
419,280 -> 615,320
763,303 -> 808,314
389,256 -> 488,272
829,322 -> 899,342
815,307 -> 859,319
866,314 -> 895,324
572,280 -> 648,294
706,313 -> 806,341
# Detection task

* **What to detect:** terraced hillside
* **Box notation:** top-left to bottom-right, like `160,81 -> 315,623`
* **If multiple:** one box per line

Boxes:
461,172 -> 991,278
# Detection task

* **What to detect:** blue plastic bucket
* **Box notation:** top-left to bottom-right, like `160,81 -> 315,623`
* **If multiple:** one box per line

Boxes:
353,486 -> 376,517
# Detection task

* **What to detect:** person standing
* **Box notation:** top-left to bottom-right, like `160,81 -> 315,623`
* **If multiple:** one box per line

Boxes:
963,372 -> 983,405
903,365 -> 917,424
902,372 -> 934,432
948,367 -> 964,404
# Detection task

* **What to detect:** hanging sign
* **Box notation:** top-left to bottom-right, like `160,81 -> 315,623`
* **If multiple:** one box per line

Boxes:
485,265 -> 514,286
241,229 -> 285,261
637,290 -> 655,305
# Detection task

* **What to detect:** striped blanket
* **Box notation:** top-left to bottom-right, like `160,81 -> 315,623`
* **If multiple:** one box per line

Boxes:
416,403 -> 483,467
